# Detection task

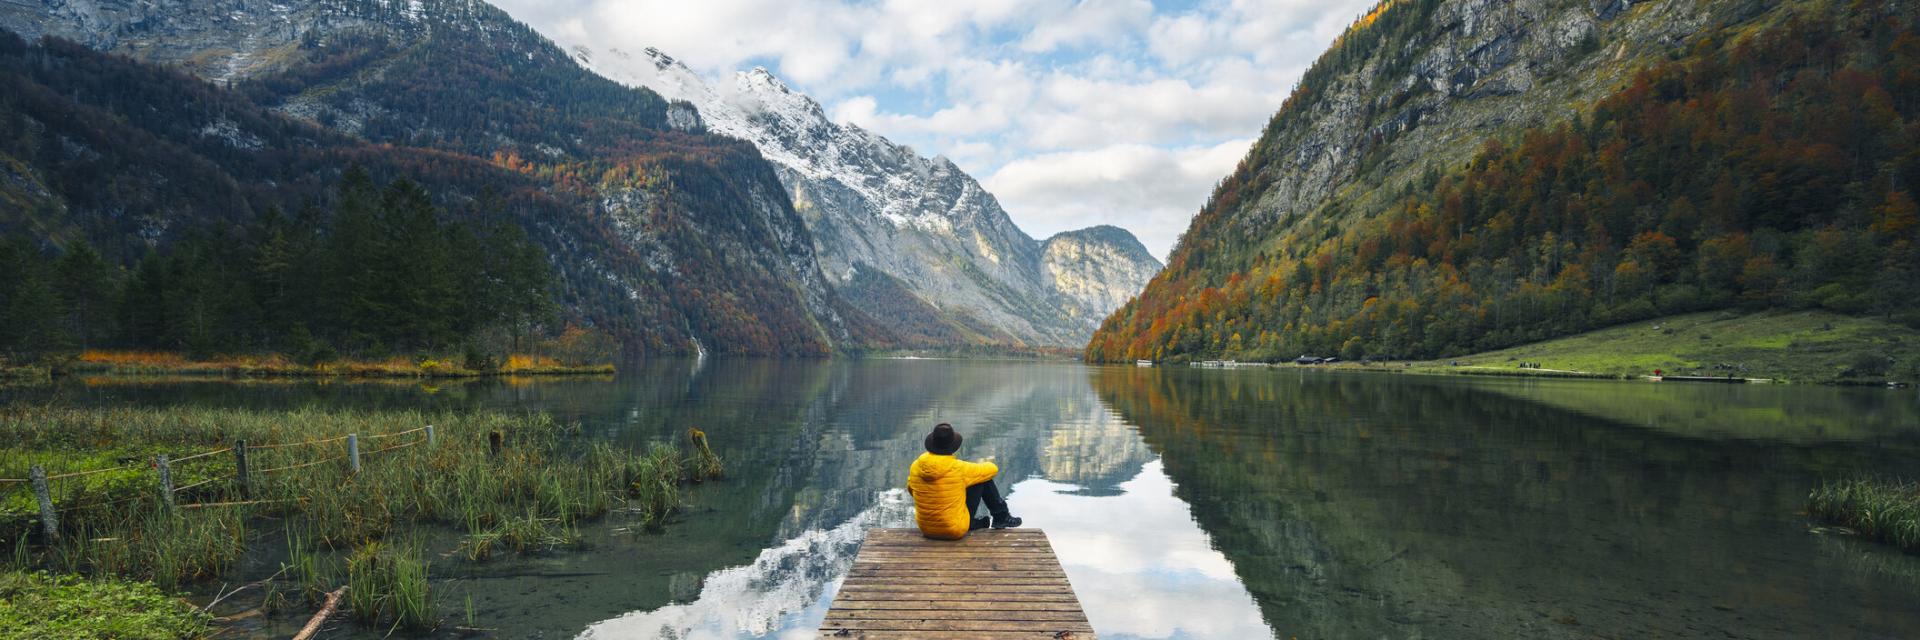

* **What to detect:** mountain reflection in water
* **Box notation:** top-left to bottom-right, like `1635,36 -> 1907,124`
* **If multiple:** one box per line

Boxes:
32,359 -> 1920,639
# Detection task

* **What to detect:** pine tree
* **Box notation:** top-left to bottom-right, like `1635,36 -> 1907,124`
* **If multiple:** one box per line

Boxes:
54,241 -> 114,349
0,240 -> 67,356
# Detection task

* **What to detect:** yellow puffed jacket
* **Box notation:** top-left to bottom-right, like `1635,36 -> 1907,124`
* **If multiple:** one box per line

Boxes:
906,452 -> 999,540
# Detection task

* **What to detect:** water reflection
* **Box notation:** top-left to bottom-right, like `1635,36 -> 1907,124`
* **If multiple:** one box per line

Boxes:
571,360 -> 1259,639
1019,462 -> 1269,639
581,490 -> 914,640
21,360 -> 1920,639
1094,366 -> 1920,638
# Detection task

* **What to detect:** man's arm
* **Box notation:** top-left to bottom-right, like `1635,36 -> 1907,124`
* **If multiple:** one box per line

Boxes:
959,458 -> 999,485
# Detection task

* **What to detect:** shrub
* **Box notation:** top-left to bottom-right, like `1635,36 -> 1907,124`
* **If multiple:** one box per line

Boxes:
462,346 -> 498,372
1847,351 -> 1892,378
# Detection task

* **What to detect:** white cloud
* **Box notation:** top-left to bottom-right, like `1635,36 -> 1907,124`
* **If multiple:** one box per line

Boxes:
1145,13 -> 1225,67
985,138 -> 1254,257
1019,0 -> 1155,53
491,0 -> 1376,261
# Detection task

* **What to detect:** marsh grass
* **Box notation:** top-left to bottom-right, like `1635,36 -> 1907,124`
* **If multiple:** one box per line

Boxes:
0,403 -> 724,631
345,541 -> 434,630
67,349 -> 616,378
1808,478 -> 1920,551
688,428 -> 724,481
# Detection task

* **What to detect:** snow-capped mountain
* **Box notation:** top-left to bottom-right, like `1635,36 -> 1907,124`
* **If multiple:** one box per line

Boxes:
573,45 -> 1162,347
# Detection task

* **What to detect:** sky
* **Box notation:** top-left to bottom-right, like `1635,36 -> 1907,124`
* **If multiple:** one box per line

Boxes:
490,0 -> 1377,260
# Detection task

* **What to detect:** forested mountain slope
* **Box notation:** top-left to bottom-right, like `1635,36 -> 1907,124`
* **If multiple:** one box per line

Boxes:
0,0 -> 891,357
1088,0 -> 1920,363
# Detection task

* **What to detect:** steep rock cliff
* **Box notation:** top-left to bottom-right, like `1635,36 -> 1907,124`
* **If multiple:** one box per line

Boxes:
574,45 -> 1164,347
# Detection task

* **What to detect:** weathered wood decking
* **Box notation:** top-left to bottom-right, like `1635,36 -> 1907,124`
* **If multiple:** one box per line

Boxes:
822,528 -> 1095,639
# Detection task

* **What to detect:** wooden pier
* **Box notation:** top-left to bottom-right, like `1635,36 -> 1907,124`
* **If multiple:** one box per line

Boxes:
822,528 -> 1095,639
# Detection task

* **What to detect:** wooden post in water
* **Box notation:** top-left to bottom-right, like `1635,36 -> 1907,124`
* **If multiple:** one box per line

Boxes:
234,440 -> 251,500
29,465 -> 57,543
425,425 -> 436,447
156,455 -> 175,512
347,434 -> 360,474
488,431 -> 503,458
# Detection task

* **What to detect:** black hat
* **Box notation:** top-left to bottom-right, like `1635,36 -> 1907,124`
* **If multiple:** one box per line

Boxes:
924,423 -> 961,455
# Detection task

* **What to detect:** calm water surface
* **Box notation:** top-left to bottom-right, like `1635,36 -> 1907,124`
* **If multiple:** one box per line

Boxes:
36,359 -> 1920,639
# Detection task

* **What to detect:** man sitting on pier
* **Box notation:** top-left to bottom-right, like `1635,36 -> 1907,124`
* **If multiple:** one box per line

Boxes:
908,423 -> 1022,539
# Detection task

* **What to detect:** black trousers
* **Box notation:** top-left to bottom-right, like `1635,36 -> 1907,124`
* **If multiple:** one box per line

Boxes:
965,478 -> 1012,520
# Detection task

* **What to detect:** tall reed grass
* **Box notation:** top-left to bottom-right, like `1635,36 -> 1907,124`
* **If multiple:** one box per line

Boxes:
1808,478 -> 1920,551
0,403 -> 723,629
345,541 -> 434,630
67,350 -> 614,378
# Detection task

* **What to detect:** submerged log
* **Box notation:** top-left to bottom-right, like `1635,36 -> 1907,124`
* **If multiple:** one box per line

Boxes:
293,587 -> 347,640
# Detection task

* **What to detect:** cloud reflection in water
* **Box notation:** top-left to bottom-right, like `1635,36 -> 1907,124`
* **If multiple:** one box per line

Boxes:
581,459 -> 1270,639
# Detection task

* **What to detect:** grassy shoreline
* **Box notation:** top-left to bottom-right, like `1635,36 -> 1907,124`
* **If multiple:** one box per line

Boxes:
49,350 -> 615,379
1161,310 -> 1918,385
0,404 -> 720,637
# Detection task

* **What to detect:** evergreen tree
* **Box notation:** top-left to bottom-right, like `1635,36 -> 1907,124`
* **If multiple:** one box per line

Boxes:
0,240 -> 66,356
54,241 -> 114,349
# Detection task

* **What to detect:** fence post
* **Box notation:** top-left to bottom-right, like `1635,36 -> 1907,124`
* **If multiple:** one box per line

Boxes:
488,431 -> 503,458
29,465 -> 57,543
156,455 -> 175,512
234,440 -> 251,500
347,434 -> 361,474
425,425 -> 436,447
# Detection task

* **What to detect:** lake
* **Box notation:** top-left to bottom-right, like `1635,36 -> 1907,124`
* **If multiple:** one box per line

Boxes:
31,359 -> 1920,639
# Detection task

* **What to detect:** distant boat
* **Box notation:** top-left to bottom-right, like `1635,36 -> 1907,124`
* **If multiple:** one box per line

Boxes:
1135,360 -> 1153,367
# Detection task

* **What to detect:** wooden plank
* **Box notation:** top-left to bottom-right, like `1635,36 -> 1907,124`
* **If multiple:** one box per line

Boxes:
825,529 -> 1094,639
852,556 -> 1061,564
866,528 -> 1043,536
856,545 -> 1055,552
822,620 -> 1095,632
833,591 -> 1090,599
853,551 -> 1059,558
837,585 -> 1075,595
856,557 -> 1067,568
855,549 -> 1054,555
822,632 -> 1091,640
857,543 -> 1055,550
826,610 -> 1088,622
847,570 -> 1067,578
852,557 -> 1059,564
862,534 -> 1050,542
829,572 -> 1067,584
829,599 -> 1090,607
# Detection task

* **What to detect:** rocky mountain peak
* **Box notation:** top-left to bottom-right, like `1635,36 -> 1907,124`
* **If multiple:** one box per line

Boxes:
745,66 -> 791,92
569,43 -> 1162,347
1048,226 -> 1154,258
642,45 -> 678,69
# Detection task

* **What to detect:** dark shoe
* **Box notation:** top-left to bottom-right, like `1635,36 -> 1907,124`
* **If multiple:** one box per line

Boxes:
991,515 -> 1022,530
969,517 -> 991,531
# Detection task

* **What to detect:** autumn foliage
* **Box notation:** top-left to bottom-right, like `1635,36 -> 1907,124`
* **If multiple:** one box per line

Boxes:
1090,6 -> 1920,363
